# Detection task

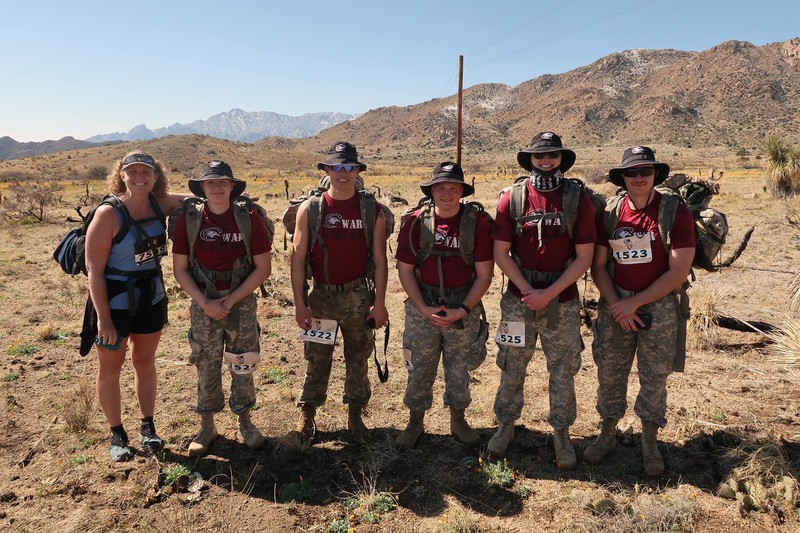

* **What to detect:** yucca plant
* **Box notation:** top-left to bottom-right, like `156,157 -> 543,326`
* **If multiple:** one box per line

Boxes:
765,135 -> 800,198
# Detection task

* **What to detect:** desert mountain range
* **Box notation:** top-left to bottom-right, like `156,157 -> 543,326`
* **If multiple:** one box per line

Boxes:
2,37 -> 799,162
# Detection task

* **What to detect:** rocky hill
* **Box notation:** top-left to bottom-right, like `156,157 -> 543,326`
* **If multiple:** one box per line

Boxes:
0,136 -> 121,161
307,38 -> 800,154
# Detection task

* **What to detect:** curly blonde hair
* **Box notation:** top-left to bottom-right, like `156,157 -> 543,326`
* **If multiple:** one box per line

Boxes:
106,150 -> 169,196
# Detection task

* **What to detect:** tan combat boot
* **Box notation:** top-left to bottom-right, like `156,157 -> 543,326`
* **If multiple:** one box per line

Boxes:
238,410 -> 266,450
553,427 -> 577,470
641,421 -> 665,477
188,413 -> 219,457
285,405 -> 316,449
396,410 -> 425,449
450,408 -> 480,447
487,421 -> 515,458
348,405 -> 372,443
583,418 -> 619,464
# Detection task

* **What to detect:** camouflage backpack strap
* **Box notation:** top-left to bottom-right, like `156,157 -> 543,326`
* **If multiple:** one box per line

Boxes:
182,197 -> 206,266
458,201 -> 482,267
231,196 -> 254,260
305,191 -> 327,281
561,178 -> 583,239
411,200 -> 436,267
508,175 -> 529,236
657,192 -> 681,253
358,190 -> 377,282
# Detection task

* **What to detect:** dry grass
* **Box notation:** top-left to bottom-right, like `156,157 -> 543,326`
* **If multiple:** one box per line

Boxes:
721,440 -> 800,510
765,319 -> 800,368
687,289 -> 722,350
61,375 -> 96,432
585,485 -> 702,533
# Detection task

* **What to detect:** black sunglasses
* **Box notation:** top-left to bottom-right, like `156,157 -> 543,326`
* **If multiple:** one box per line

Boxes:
621,167 -> 655,178
329,164 -> 357,173
532,151 -> 561,160
122,154 -> 156,167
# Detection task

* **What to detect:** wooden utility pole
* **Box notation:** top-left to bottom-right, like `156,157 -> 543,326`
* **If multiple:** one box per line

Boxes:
456,55 -> 463,165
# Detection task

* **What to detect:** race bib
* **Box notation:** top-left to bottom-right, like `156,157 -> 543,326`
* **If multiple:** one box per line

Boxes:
609,234 -> 653,264
495,321 -> 525,346
299,318 -> 338,345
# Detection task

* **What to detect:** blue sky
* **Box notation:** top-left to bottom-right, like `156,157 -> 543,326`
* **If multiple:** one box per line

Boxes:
3,0 -> 798,142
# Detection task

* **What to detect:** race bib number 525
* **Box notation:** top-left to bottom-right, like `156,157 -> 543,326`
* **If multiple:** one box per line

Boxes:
299,318 -> 338,345
495,321 -> 525,346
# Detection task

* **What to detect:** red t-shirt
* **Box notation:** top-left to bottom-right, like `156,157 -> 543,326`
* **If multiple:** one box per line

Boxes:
597,191 -> 695,292
494,180 -> 597,300
309,192 -> 383,284
172,204 -> 271,290
396,205 -> 493,288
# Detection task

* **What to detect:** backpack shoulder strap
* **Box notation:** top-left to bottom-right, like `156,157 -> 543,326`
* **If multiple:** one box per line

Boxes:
181,197 -> 206,263
359,190 -> 377,255
412,200 -> 436,266
458,202 -> 483,267
561,178 -> 583,238
657,192 -> 681,252
147,193 -> 166,230
603,191 -> 626,240
231,196 -> 254,260
508,176 -> 529,236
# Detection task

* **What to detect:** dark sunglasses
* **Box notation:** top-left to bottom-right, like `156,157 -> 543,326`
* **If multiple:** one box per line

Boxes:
621,167 -> 656,178
329,164 -> 357,173
532,151 -> 561,160
122,154 -> 156,167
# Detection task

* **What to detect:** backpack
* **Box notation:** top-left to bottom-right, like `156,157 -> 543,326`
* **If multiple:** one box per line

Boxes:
169,196 -> 274,296
281,174 -> 368,240
504,175 -> 600,239
304,189 -> 393,283
605,181 -> 726,272
54,194 -> 165,276
399,198 -> 493,268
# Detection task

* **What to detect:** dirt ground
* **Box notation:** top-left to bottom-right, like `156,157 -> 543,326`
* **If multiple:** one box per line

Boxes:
1,166 -> 799,532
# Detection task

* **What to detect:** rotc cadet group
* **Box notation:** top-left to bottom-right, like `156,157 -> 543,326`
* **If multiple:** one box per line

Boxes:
85,134 -> 695,479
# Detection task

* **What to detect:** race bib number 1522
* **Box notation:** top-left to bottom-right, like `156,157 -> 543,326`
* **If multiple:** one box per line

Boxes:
299,318 -> 338,345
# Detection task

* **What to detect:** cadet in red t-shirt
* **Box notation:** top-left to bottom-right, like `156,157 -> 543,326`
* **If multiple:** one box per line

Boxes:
586,146 -> 694,477
172,161 -> 272,457
288,142 -> 389,445
488,132 -> 597,470
394,162 -> 494,449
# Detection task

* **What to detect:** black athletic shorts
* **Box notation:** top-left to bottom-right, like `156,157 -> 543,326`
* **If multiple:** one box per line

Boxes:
110,297 -> 167,337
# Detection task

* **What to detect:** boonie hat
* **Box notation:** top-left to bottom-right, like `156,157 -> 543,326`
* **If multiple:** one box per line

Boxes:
121,151 -> 157,171
317,141 -> 367,171
189,160 -> 246,198
516,131 -> 576,172
419,162 -> 474,198
608,146 -> 670,187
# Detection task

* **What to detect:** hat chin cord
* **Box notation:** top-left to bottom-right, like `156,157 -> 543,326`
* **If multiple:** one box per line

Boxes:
530,169 -> 563,191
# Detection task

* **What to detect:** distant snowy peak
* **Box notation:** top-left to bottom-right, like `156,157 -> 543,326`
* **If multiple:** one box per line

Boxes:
86,108 -> 360,143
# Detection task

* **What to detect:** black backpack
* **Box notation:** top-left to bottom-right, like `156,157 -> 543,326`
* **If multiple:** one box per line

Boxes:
53,194 -> 165,276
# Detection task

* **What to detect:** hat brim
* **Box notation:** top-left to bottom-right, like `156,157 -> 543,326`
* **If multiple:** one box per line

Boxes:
121,161 -> 156,171
420,179 -> 474,199
188,177 -> 246,198
608,162 -> 670,188
317,161 -> 367,172
517,149 -> 576,173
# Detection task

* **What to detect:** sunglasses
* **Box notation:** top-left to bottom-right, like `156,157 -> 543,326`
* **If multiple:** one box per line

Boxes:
621,167 -> 656,178
532,151 -> 561,160
122,154 -> 156,167
329,164 -> 357,173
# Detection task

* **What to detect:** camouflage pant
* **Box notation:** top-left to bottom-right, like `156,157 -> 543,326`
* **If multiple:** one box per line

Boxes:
188,293 -> 260,415
591,292 -> 678,427
299,284 -> 374,408
401,299 -> 488,411
493,292 -> 582,429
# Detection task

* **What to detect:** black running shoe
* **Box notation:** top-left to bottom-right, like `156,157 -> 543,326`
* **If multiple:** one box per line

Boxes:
110,431 -> 134,462
139,425 -> 164,453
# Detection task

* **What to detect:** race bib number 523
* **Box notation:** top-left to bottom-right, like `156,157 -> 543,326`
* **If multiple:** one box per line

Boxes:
495,321 -> 525,346
299,318 -> 338,345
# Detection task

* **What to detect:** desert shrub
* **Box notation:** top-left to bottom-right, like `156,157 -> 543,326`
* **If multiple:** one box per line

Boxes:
85,165 -> 108,181
62,376 -> 96,432
1,178 -> 63,222
765,135 -> 800,198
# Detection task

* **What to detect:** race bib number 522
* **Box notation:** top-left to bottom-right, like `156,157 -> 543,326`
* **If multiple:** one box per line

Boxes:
299,318 -> 338,345
495,321 -> 525,346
